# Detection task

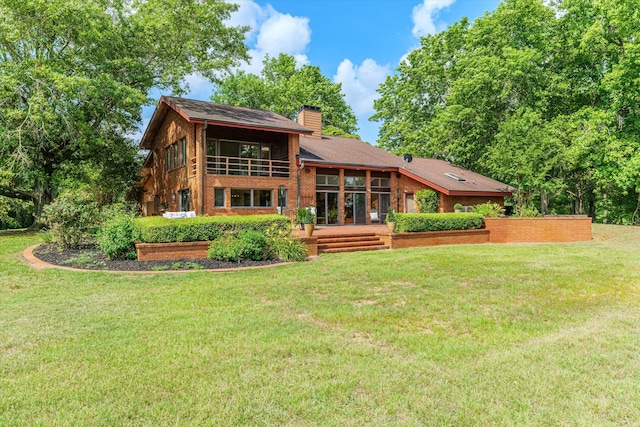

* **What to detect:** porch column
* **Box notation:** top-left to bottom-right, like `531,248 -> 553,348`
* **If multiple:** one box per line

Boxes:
365,170 -> 372,224
339,169 -> 345,226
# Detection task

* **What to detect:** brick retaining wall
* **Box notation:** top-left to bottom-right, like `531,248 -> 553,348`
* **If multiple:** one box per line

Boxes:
484,216 -> 592,243
136,241 -> 210,261
379,229 -> 490,249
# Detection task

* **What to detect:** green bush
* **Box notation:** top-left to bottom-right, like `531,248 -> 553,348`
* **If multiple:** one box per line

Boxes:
135,214 -> 290,243
96,213 -> 138,260
208,230 -> 268,262
395,213 -> 484,232
0,196 -> 34,230
42,191 -> 99,248
515,205 -> 541,217
264,224 -> 308,262
471,202 -> 503,218
416,189 -> 439,213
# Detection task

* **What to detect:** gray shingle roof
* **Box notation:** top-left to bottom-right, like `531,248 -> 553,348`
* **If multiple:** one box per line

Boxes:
300,135 -> 512,195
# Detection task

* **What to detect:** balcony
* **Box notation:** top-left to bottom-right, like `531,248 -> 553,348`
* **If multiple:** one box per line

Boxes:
193,155 -> 290,178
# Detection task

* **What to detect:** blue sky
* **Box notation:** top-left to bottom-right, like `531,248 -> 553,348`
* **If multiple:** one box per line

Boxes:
142,0 -> 502,144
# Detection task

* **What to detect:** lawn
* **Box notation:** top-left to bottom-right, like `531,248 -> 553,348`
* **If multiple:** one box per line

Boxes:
2,225 -> 640,426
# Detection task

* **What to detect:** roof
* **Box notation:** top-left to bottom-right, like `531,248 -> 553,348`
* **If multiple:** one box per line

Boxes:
140,96 -> 312,149
300,134 -> 512,196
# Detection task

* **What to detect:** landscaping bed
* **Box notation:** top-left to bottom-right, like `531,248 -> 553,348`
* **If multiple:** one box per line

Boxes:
32,243 -> 281,271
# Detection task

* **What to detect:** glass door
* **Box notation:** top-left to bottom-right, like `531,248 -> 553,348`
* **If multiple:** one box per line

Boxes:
316,192 -> 339,225
344,192 -> 367,225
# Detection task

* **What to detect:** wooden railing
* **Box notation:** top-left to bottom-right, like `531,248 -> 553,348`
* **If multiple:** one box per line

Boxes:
204,155 -> 290,178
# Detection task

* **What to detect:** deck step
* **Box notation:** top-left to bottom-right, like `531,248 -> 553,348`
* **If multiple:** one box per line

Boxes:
318,240 -> 386,250
317,236 -> 380,244
320,245 -> 390,254
315,231 -> 388,255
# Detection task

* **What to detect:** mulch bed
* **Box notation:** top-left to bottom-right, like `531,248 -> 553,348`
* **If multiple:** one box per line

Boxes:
32,243 -> 282,271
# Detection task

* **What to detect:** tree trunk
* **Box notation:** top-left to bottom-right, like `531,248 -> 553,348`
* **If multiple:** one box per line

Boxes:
540,187 -> 548,216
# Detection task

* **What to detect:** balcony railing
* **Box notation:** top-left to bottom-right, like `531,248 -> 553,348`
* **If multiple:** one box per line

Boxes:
204,155 -> 290,178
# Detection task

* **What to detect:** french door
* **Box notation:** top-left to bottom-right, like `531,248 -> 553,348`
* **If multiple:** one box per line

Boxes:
344,192 -> 367,225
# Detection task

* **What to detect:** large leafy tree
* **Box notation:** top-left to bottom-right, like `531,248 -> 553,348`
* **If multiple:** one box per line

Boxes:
373,0 -> 640,222
212,53 -> 359,136
0,0 -> 248,218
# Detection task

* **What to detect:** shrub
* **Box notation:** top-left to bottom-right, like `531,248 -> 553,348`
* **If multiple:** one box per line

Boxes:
264,224 -> 308,262
96,213 -> 138,260
471,202 -> 503,218
516,205 -> 541,217
394,213 -> 484,232
208,230 -> 268,262
386,209 -> 396,223
416,189 -> 439,213
454,203 -> 463,211
0,196 -> 34,230
135,214 -> 290,243
42,191 -> 99,248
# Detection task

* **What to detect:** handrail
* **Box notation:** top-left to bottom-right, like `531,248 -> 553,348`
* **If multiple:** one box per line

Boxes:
204,155 -> 290,178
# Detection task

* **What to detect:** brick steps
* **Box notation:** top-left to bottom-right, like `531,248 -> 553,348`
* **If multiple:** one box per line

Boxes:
316,232 -> 389,254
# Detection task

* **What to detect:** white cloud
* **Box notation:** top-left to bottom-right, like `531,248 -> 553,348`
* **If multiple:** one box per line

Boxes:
227,1 -> 311,73
412,0 -> 456,38
333,58 -> 391,116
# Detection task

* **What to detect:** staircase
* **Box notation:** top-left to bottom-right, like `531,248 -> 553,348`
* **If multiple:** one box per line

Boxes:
316,232 -> 389,254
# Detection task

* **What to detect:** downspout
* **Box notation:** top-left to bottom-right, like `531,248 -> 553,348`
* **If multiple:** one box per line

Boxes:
296,159 -> 304,208
200,120 -> 208,216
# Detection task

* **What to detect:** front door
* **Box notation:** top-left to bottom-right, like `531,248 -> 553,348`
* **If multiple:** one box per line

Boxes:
344,192 -> 367,225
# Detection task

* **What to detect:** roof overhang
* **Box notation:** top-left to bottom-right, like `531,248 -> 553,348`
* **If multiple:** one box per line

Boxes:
398,168 -> 513,197
140,97 -> 313,149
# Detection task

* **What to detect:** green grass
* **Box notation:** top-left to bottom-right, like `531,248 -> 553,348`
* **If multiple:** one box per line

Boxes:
2,225 -> 640,425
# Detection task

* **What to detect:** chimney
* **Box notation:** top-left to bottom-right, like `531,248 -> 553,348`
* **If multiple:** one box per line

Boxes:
297,105 -> 322,138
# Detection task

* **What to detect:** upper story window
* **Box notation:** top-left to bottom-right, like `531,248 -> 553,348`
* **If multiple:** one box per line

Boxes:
371,177 -> 390,188
344,176 -> 366,188
166,137 -> 186,173
209,139 -> 271,160
317,175 -> 339,186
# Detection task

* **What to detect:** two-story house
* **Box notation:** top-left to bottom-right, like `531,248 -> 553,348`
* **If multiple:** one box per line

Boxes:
138,97 -> 512,224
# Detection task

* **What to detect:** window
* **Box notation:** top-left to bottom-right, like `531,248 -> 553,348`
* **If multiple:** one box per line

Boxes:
444,172 -> 465,182
231,189 -> 272,207
214,188 -> 225,207
344,176 -> 366,187
166,137 -> 187,173
179,137 -> 186,167
371,177 -> 390,188
317,175 -> 339,186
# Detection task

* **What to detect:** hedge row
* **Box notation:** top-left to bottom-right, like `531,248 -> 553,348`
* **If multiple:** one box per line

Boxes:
134,214 -> 291,243
394,213 -> 484,232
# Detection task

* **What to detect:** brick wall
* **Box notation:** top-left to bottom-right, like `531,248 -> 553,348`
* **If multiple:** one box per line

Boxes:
136,241 -> 209,261
484,216 -> 592,243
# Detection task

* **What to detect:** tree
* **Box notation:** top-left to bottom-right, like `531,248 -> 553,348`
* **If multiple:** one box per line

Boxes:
0,0 -> 249,218
372,0 -> 640,222
212,53 -> 358,135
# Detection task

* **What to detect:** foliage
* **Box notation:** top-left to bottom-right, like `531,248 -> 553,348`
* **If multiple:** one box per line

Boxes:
264,224 -> 308,262
295,207 -> 315,225
135,215 -> 290,243
385,209 -> 396,223
0,0 -> 248,218
208,230 -> 268,262
454,203 -> 463,211
515,205 -> 541,218
0,196 -> 33,230
394,213 -> 484,232
96,212 -> 138,260
471,202 -> 503,218
212,53 -> 358,135
372,0 -> 640,223
415,189 -> 439,213
41,191 -> 99,248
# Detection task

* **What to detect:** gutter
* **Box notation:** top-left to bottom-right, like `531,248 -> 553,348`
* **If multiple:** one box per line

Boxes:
200,120 -> 208,216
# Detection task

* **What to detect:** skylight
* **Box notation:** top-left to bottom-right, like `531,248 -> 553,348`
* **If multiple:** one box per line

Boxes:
444,172 -> 466,182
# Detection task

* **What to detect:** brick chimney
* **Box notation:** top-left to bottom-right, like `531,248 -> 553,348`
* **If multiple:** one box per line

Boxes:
297,105 -> 322,138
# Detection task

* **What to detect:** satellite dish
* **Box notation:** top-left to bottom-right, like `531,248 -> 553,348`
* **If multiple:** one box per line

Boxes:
402,153 -> 413,169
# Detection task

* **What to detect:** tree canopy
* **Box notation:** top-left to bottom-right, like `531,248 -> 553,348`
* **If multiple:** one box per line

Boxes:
212,54 -> 359,136
0,0 -> 248,218
372,0 -> 640,222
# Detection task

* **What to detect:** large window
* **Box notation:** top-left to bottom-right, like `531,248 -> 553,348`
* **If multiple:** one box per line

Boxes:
371,177 -> 390,188
166,137 -> 186,172
230,189 -> 272,207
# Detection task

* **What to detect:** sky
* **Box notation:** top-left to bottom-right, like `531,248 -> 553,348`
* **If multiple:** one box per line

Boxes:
141,0 -> 502,145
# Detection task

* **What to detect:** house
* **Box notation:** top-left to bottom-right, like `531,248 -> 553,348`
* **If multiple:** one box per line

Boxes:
138,97 -> 512,224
